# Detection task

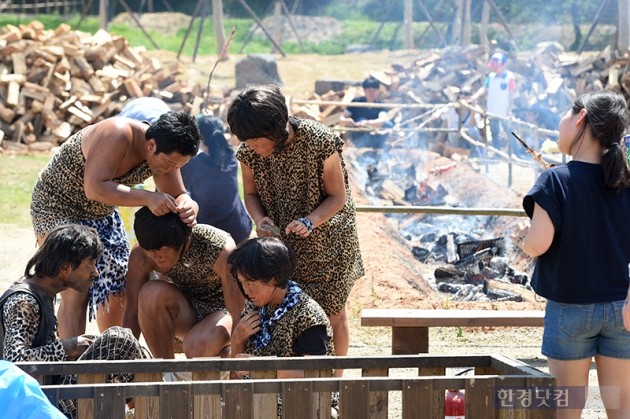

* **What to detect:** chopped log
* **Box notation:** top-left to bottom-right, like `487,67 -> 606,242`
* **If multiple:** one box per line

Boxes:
7,81 -> 20,107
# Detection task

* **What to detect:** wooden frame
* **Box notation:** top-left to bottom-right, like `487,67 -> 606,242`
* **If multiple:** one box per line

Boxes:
16,354 -> 554,419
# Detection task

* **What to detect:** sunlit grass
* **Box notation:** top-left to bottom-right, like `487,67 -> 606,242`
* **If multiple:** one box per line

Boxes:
0,155 -> 49,227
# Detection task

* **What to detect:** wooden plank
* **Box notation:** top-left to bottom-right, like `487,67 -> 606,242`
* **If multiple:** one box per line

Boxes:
224,381 -> 253,419
282,381 -> 313,418
94,386 -> 125,419
77,373 -> 104,419
192,370 -> 221,419
304,368 -> 332,419
525,376 -> 556,419
402,379 -> 432,419
340,380 -> 369,418
362,309 -> 545,327
250,370 -> 276,418
134,372 -> 160,419
362,367 -> 388,419
418,367 -> 445,376
160,382 -> 192,418
466,376 -> 495,418
392,326 -> 428,354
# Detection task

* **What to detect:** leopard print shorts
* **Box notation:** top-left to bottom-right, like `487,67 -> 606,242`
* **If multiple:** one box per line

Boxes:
79,209 -> 129,321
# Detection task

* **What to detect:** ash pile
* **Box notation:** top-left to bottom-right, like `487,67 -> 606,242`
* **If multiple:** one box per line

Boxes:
348,145 -> 535,303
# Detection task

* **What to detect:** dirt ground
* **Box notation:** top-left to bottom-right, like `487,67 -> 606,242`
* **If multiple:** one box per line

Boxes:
0,47 -> 609,416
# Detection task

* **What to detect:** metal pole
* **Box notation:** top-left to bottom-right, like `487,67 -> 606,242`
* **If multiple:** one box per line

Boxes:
355,205 -> 527,217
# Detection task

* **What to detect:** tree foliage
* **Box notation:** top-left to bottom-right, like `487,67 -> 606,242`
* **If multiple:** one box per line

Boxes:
339,0 -> 615,26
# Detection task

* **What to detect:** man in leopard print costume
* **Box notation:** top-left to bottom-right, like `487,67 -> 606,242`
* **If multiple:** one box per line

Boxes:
30,111 -> 201,341
0,224 -> 149,418
228,84 -> 364,377
122,207 -> 243,364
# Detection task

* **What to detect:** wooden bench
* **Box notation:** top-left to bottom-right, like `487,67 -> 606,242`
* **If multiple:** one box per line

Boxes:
361,309 -> 545,354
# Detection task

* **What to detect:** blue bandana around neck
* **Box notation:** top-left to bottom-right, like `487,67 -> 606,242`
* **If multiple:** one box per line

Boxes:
253,280 -> 302,349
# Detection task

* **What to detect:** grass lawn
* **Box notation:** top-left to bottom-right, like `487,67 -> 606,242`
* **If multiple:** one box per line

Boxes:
0,155 -> 49,227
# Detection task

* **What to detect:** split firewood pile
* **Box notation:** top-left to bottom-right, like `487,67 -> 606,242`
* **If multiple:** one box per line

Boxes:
292,42 -> 629,144
0,21 -> 212,154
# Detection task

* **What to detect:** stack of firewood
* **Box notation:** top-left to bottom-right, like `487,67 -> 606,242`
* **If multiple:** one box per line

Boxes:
0,21 -> 210,153
293,43 -> 630,134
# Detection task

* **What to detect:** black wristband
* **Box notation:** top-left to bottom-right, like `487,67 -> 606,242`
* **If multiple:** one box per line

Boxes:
298,217 -> 313,233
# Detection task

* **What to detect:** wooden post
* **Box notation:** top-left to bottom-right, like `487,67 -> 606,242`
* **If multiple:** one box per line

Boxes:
462,0 -> 472,46
452,0 -> 463,45
621,0 -> 630,51
272,0 -> 282,54
404,0 -> 413,49
212,0 -> 227,56
99,0 -> 108,30
479,0 -> 489,50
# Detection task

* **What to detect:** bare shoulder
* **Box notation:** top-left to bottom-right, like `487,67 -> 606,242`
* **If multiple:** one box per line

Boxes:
82,117 -> 139,156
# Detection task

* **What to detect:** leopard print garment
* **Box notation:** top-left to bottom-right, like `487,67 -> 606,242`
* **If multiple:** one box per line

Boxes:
237,118 -> 364,316
30,128 -> 153,321
30,127 -> 153,234
1,293 -> 65,362
242,292 -> 333,357
165,224 -> 229,321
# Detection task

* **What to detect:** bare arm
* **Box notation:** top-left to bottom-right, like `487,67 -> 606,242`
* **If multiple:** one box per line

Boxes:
121,246 -> 155,338
82,119 -> 179,215
355,111 -> 390,129
285,151 -> 347,237
229,312 -> 259,358
241,162 -> 275,237
511,202 -> 554,257
214,235 -> 244,329
154,171 -> 199,227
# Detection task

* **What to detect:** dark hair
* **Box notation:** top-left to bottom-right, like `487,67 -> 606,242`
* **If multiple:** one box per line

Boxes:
25,224 -> 102,278
228,237 -> 297,294
570,90 -> 630,191
196,114 -> 234,171
362,76 -> 381,90
145,111 -> 201,157
133,206 -> 191,251
226,84 -> 291,151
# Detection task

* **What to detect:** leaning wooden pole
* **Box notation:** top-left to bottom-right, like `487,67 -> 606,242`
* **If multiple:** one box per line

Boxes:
238,0 -> 287,57
484,0 -> 519,50
577,0 -> 611,54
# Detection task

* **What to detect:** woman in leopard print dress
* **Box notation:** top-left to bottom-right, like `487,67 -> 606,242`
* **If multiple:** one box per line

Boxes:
30,112 -> 201,340
228,85 -> 363,375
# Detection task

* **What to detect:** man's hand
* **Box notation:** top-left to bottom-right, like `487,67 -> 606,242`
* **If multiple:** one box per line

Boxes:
145,192 -> 177,217
61,334 -> 95,360
175,194 -> 198,227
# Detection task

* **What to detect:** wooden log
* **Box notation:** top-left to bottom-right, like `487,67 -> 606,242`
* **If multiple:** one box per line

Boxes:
123,78 -> 143,98
0,25 -> 22,43
0,103 -> 16,123
67,105 -> 93,123
7,81 -> 20,107
72,55 -> 94,79
11,52 -> 27,75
